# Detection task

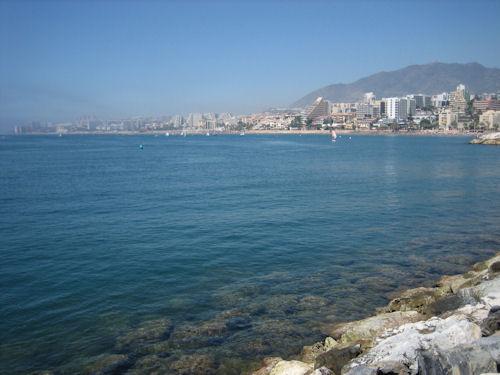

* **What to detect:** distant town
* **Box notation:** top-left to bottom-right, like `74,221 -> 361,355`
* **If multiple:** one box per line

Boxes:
15,84 -> 500,135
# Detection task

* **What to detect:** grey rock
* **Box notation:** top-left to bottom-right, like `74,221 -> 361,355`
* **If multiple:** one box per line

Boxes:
343,365 -> 377,375
376,361 -> 411,375
424,292 -> 478,317
481,309 -> 500,337
417,336 -> 500,375
347,313 -> 482,373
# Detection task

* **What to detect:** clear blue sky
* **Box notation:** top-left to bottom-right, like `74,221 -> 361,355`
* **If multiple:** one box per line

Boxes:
1,0 -> 500,130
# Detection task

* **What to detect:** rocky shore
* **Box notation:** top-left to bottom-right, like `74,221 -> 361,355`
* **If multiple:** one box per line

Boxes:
33,254 -> 500,375
252,253 -> 500,375
470,132 -> 500,145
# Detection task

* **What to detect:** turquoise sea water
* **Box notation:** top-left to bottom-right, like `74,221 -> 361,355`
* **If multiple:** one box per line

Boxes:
1,134 -> 499,374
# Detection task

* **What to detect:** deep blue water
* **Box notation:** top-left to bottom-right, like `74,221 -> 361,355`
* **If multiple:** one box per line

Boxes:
1,134 -> 499,374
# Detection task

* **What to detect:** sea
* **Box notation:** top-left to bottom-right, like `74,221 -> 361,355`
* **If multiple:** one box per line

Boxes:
1,134 -> 499,374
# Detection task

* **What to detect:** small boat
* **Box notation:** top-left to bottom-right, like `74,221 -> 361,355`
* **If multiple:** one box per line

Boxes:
165,132 -> 170,137
58,133 -> 63,137
240,132 -> 245,136
139,144 -> 144,150
206,132 -> 210,136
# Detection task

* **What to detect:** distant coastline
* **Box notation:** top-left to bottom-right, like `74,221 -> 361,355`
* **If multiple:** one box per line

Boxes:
15,129 -> 479,137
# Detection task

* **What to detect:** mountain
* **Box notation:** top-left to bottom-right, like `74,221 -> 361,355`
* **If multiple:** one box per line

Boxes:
292,62 -> 500,108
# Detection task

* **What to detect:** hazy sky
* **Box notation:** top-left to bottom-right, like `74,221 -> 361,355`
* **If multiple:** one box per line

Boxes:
1,0 -> 500,130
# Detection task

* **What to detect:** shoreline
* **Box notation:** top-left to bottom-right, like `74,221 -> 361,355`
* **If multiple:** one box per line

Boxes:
64,252 -> 500,375
13,129 -> 478,137
251,252 -> 500,375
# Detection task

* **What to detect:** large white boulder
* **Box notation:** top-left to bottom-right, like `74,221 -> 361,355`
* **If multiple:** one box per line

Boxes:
346,313 -> 482,374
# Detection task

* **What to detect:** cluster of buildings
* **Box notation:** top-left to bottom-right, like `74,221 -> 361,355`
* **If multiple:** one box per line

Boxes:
301,85 -> 500,132
14,84 -> 500,135
15,113 -> 241,134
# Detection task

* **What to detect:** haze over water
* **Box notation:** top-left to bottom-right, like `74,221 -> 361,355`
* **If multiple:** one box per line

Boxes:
1,134 -> 499,374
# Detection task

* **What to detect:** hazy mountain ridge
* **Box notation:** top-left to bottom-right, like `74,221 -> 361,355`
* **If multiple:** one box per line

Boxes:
292,62 -> 500,108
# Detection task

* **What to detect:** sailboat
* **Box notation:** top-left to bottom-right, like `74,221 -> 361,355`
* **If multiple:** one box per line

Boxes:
331,130 -> 337,142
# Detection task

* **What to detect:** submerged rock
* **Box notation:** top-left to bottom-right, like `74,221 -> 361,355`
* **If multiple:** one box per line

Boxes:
84,354 -> 130,374
116,318 -> 172,351
225,315 -> 252,331
126,354 -> 170,374
168,354 -> 216,375
170,320 -> 227,348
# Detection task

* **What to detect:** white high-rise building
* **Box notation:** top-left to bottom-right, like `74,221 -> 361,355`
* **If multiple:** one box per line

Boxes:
386,98 -> 400,120
386,97 -> 412,120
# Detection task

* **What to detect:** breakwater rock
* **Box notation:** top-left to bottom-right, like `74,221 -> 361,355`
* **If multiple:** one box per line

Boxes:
470,132 -> 500,145
252,254 -> 500,375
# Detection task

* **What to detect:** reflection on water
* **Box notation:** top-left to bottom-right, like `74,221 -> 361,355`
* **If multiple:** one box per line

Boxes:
0,134 -> 499,374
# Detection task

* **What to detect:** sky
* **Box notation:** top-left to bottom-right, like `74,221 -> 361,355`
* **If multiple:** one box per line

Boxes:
1,0 -> 500,131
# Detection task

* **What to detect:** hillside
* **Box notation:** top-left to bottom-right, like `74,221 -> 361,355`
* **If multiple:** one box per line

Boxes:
292,62 -> 500,108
